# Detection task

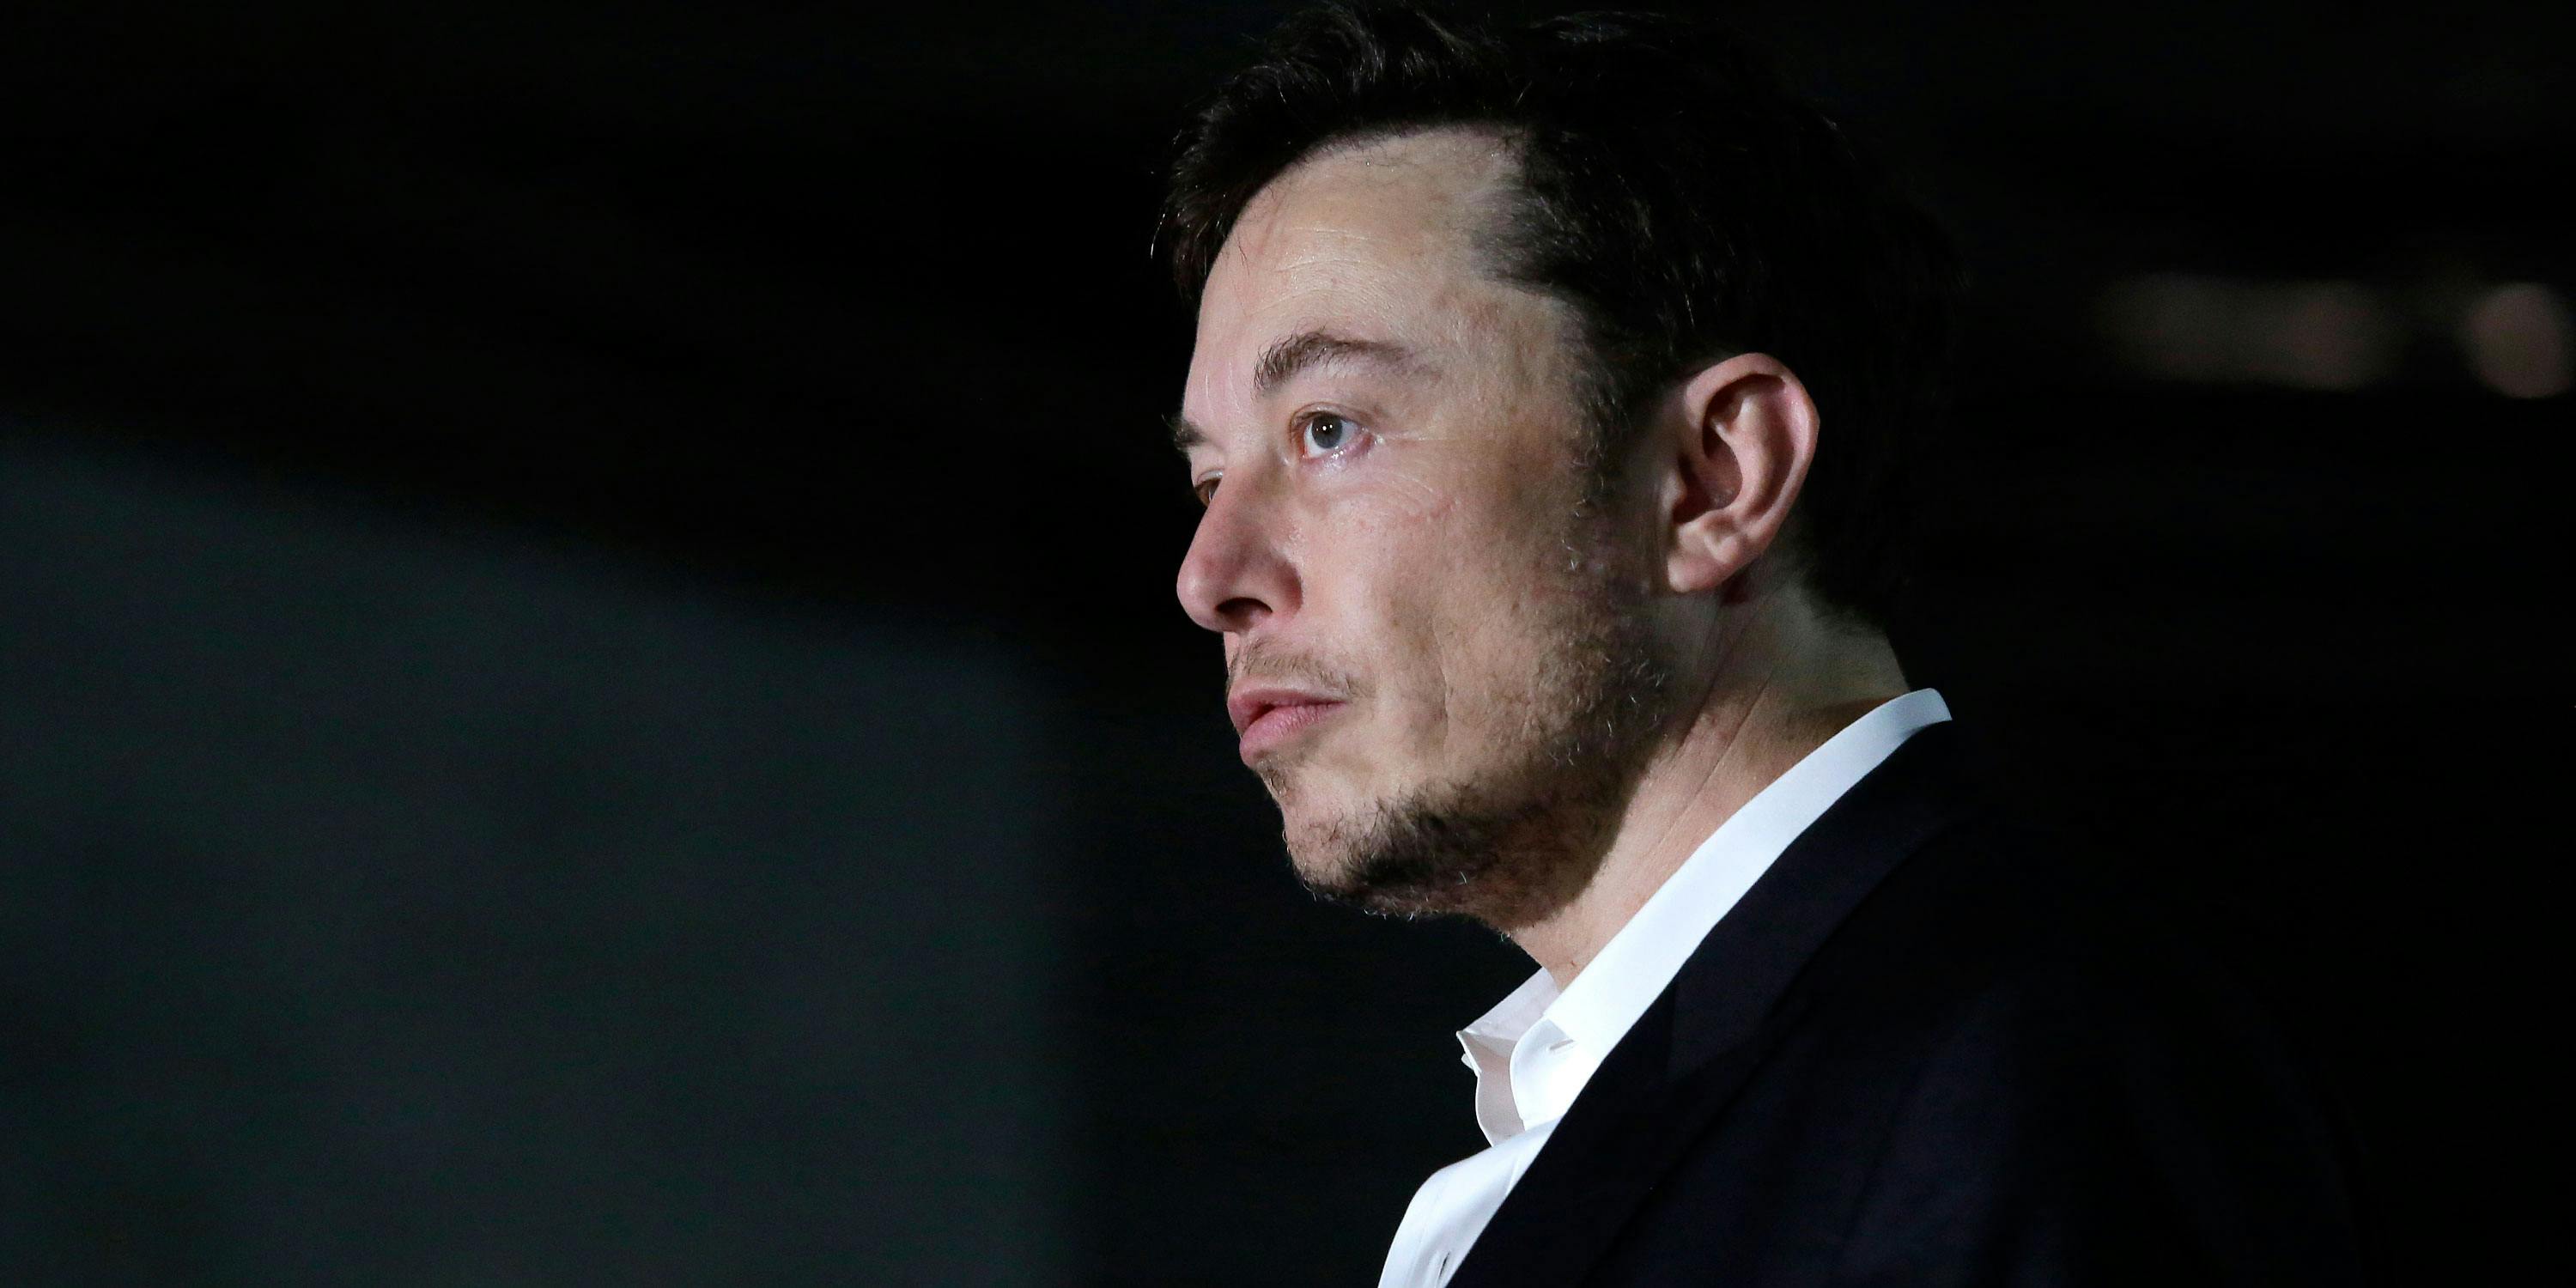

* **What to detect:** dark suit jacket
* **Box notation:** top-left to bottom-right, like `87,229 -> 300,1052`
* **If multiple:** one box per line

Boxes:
1444,723 -> 2364,1287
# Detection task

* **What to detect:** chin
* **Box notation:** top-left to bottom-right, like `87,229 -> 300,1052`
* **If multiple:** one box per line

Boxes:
1267,732 -> 1644,928
1276,797 -> 1356,871
1282,838 -> 1358,893
1273,776 -> 1472,918
1258,747 -> 1364,821
1272,781 -> 1386,884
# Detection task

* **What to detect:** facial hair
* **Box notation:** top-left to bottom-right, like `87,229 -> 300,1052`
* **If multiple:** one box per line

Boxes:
1270,518 -> 1680,933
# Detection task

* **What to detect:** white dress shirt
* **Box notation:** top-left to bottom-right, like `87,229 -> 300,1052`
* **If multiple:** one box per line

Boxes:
1376,690 -> 1953,1288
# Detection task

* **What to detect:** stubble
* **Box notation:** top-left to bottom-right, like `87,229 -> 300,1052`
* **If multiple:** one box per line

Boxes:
1278,514 -> 1680,933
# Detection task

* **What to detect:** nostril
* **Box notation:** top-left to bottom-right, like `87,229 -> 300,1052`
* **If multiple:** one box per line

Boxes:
1216,596 -> 1269,629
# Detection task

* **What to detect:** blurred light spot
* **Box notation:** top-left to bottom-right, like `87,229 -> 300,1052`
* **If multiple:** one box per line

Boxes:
2460,283 -> 2572,398
2099,275 -> 2398,391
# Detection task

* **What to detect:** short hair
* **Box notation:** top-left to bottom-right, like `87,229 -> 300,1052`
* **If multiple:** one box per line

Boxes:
1161,2 -> 1965,630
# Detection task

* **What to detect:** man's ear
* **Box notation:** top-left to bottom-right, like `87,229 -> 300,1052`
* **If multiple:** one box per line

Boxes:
1658,352 -> 1820,599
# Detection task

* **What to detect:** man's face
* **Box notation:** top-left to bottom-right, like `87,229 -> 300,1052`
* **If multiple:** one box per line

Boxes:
1175,128 -> 1675,927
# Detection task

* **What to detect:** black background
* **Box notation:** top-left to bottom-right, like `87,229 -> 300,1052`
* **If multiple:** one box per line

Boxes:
1,2 -> 2563,1283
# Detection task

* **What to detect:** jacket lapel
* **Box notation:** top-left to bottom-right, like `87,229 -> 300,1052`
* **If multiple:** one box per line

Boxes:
1443,723 -> 1984,1288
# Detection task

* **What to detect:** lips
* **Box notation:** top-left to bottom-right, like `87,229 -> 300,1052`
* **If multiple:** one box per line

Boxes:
1226,684 -> 1346,762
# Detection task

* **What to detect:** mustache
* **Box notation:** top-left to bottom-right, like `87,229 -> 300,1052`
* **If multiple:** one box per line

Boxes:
1226,640 -> 1364,701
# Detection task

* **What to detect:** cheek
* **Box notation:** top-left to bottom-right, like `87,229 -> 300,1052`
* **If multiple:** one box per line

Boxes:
1275,495 -> 1462,744
1289,445 -> 1589,744
1387,503 -> 1581,743
1285,465 -> 1455,629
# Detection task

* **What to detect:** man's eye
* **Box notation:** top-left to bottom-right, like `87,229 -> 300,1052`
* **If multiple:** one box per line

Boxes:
1300,412 -> 1358,457
1192,477 -> 1220,508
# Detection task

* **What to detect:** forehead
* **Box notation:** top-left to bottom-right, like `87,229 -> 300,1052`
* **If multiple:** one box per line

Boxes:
1187,129 -> 1548,406
1218,127 -> 1516,287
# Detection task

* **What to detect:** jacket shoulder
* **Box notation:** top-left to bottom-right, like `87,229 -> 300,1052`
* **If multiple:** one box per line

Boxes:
1747,821 -> 2365,1286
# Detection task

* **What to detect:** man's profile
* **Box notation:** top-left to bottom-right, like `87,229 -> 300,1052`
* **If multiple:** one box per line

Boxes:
1162,3 -> 2360,1285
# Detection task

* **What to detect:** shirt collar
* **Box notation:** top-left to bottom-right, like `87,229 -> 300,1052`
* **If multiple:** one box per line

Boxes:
1449,689 -> 1953,1143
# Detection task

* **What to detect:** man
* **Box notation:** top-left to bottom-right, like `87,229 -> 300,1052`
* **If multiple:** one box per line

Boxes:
1162,4 -> 2361,1285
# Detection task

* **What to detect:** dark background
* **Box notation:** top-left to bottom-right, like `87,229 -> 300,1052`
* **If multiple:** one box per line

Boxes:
1,1 -> 2562,1283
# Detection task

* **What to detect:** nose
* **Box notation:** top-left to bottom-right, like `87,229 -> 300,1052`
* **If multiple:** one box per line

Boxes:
1176,474 -> 1297,635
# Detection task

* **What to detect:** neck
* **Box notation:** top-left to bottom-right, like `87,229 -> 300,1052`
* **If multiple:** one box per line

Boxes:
1507,586 -> 1909,985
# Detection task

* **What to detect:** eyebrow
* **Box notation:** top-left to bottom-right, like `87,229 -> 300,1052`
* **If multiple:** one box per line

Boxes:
1255,329 -> 1418,398
1170,328 -> 1422,456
